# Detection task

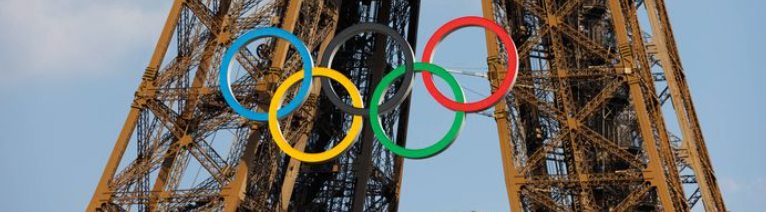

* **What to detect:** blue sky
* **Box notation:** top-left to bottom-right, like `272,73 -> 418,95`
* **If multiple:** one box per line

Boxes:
0,0 -> 764,211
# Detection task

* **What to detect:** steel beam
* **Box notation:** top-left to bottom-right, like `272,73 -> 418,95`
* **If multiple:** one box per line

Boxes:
481,1 -> 524,212
642,0 -> 727,211
86,1 -> 185,211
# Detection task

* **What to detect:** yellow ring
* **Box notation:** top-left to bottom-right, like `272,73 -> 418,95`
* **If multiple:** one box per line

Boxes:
268,67 -> 364,163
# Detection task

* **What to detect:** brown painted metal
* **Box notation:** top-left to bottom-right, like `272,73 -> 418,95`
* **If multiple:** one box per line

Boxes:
643,0 -> 727,211
482,0 -> 726,211
277,1 -> 336,210
87,0 -> 418,211
480,1 -> 525,212
88,0 -> 725,212
86,0 -> 185,211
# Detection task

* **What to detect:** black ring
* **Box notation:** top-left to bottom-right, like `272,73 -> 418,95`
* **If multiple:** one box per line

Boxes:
319,23 -> 416,116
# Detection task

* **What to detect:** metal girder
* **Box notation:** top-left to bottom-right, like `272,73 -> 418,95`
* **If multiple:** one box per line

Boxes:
485,0 -> 724,211
277,1 -> 335,208
185,0 -> 223,34
87,0 -> 344,211
510,0 -> 547,21
513,89 -> 568,122
517,26 -> 549,56
236,48 -> 265,79
556,0 -> 584,18
86,1 -> 185,210
523,172 -> 644,186
555,23 -> 612,60
523,189 -> 573,212
519,130 -> 569,174
642,0 -> 728,211
482,1 -> 524,212
186,137 -> 231,184
575,78 -> 625,121
87,1 -> 727,212
577,126 -> 644,169
611,183 -> 654,212
516,67 -> 618,80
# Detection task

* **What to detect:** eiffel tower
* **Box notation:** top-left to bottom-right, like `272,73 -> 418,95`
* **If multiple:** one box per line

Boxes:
87,0 -> 728,212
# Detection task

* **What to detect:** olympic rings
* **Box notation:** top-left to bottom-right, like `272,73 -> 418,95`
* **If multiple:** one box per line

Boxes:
422,16 -> 519,112
269,68 -> 364,163
220,16 -> 519,163
220,27 -> 314,121
370,63 -> 466,159
319,23 -> 416,116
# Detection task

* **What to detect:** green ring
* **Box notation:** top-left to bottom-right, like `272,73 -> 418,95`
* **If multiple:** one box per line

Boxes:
370,62 -> 466,159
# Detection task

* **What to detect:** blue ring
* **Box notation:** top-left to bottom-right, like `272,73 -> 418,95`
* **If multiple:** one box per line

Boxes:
219,27 -> 314,121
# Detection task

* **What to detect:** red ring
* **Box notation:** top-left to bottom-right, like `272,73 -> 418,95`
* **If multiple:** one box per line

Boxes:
422,16 -> 519,112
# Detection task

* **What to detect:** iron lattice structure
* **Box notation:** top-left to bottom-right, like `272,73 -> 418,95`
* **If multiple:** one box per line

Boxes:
86,0 -> 419,211
480,0 -> 727,212
87,0 -> 728,212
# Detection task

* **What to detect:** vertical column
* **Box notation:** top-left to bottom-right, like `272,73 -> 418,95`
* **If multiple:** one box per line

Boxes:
351,1 -> 393,211
85,1 -> 185,211
222,0 -> 304,211
278,1 -> 337,210
388,1 -> 420,211
481,1 -> 524,212
643,0 -> 727,211
149,1 -> 232,210
606,0 -> 679,211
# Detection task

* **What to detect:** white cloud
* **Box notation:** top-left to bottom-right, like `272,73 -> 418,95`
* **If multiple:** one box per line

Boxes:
0,0 -> 168,88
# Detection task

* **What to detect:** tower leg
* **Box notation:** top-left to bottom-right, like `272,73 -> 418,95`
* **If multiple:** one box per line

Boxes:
481,1 -> 525,212
86,1 -> 184,211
